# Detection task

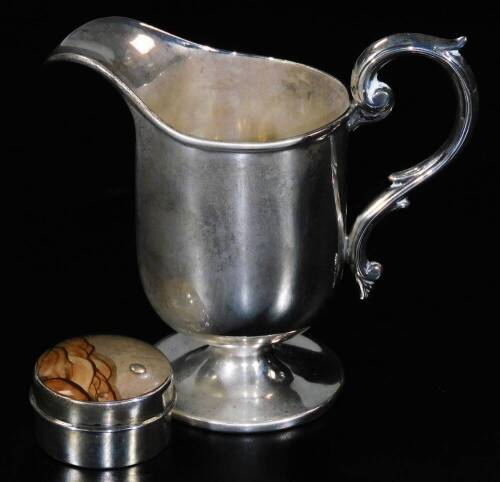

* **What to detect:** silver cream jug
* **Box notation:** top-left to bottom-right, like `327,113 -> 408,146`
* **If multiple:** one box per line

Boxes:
49,17 -> 477,432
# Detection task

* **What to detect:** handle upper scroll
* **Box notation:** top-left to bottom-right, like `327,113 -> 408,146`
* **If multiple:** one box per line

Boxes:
346,33 -> 478,299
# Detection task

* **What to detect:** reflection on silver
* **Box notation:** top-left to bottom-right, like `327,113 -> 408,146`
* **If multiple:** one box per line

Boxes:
35,441 -> 173,482
156,333 -> 343,432
48,18 -> 477,431
30,373 -> 175,468
36,414 -> 327,481
347,34 -> 478,298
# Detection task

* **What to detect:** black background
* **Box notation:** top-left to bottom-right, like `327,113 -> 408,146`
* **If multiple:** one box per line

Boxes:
4,3 -> 498,481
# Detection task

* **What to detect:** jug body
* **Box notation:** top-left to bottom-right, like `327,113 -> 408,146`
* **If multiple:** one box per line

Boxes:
134,110 -> 349,340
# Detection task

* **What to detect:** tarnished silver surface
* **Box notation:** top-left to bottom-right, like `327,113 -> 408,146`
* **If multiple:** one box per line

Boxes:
347,34 -> 478,298
48,18 -> 477,431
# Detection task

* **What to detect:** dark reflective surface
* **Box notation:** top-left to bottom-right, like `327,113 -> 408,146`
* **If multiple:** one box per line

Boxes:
21,402 -> 497,482
30,416 -> 342,482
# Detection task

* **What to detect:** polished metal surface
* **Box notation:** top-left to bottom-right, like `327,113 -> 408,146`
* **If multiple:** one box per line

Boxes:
48,18 -> 477,431
31,371 -> 173,427
30,352 -> 175,468
31,401 -> 172,468
133,112 -> 347,338
156,333 -> 343,432
347,34 -> 478,298
48,17 -> 351,337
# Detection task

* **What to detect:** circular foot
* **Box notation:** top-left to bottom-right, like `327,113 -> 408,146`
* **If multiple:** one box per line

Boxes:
155,333 -> 343,432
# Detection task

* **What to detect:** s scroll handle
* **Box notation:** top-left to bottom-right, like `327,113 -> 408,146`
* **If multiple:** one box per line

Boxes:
347,33 -> 478,299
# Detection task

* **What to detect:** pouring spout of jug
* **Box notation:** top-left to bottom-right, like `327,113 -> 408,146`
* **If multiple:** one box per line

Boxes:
46,16 -> 202,133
